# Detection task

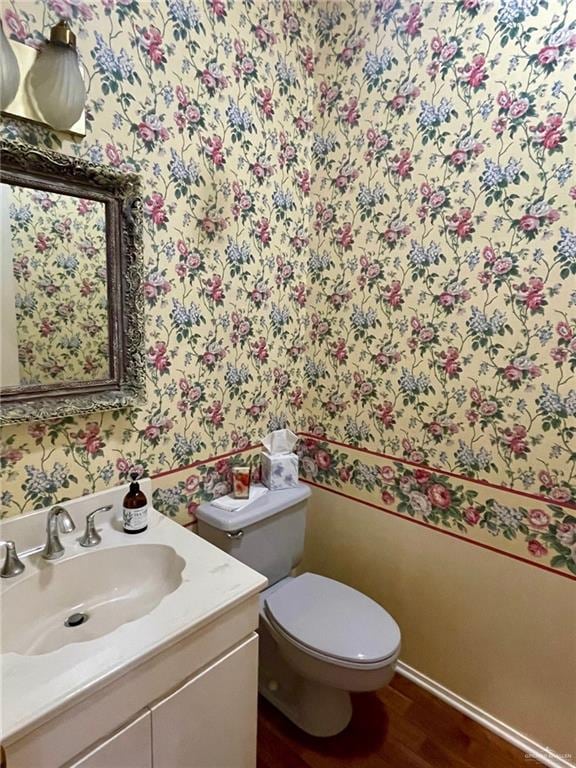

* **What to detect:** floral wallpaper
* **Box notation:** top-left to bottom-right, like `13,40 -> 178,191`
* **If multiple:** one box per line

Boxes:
303,0 -> 576,508
0,0 -> 315,517
6,184 -> 109,385
0,0 -> 575,579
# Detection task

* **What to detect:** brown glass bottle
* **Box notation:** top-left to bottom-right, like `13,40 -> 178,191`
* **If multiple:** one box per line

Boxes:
123,472 -> 148,534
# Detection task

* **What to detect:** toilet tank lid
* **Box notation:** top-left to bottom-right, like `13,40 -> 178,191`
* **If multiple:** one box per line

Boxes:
196,482 -> 310,531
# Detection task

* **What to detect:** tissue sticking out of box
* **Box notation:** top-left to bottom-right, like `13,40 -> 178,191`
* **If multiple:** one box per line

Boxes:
261,428 -> 298,455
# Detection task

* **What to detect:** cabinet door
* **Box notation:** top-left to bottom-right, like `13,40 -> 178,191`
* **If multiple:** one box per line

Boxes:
65,710 -> 151,768
151,634 -> 258,768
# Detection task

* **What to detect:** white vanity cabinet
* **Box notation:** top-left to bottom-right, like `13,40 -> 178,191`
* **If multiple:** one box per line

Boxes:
4,602 -> 262,768
150,635 -> 258,768
65,711 -> 152,768
62,635 -> 258,768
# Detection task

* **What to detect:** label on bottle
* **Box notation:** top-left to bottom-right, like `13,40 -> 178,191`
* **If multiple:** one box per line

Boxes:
123,504 -> 148,532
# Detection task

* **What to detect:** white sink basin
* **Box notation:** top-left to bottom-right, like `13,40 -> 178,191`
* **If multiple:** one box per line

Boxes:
2,544 -> 185,655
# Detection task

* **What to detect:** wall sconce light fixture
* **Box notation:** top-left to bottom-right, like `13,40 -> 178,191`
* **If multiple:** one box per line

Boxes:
28,20 -> 86,132
0,19 -> 85,137
0,21 -> 20,111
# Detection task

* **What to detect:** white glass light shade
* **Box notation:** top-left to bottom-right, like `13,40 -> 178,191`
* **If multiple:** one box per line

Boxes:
28,43 -> 85,130
0,21 -> 20,111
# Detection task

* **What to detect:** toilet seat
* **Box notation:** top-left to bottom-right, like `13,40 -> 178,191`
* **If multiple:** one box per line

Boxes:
264,573 -> 401,667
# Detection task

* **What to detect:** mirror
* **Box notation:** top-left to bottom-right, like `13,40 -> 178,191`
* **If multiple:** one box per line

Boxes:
0,139 -> 144,424
1,184 -> 109,387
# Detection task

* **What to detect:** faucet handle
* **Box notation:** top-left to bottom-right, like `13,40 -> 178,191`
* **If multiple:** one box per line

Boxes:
79,504 -> 113,548
1,540 -> 25,578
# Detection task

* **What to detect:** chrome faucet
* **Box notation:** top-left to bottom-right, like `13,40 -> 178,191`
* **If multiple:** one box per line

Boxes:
42,505 -> 76,560
1,540 -> 25,578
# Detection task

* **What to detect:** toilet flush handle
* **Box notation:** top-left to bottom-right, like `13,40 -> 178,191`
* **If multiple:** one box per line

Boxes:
226,530 -> 244,539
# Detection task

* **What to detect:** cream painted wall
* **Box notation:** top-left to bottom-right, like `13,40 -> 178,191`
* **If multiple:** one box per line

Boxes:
302,486 -> 576,759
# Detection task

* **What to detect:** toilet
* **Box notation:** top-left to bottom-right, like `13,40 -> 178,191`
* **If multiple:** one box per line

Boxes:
197,483 -> 401,737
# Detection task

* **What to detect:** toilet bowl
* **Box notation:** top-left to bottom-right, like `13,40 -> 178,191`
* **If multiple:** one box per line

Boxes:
257,573 -> 400,736
196,483 -> 402,737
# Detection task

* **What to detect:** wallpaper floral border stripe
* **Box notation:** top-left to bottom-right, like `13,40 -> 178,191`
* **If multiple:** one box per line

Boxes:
297,435 -> 576,579
151,444 -> 261,523
302,477 -> 576,581
148,433 -> 576,580
300,433 -> 576,509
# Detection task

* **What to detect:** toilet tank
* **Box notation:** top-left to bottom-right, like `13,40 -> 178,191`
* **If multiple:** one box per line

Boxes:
196,483 -> 310,586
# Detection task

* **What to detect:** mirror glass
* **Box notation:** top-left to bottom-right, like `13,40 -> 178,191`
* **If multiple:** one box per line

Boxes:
0,138 -> 144,425
0,183 -> 110,389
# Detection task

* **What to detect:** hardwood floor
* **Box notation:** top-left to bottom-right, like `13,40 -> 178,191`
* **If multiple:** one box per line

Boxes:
257,674 -> 543,768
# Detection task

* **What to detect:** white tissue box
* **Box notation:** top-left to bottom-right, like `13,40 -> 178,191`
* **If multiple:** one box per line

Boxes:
261,451 -> 299,490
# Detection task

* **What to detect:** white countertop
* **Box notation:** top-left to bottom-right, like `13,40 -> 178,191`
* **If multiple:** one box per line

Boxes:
0,495 -> 267,743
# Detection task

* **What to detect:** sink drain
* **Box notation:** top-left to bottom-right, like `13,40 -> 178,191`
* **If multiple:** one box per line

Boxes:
64,612 -> 89,628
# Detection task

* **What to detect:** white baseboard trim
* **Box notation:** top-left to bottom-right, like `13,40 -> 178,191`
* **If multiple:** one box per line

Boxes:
396,661 -> 575,768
